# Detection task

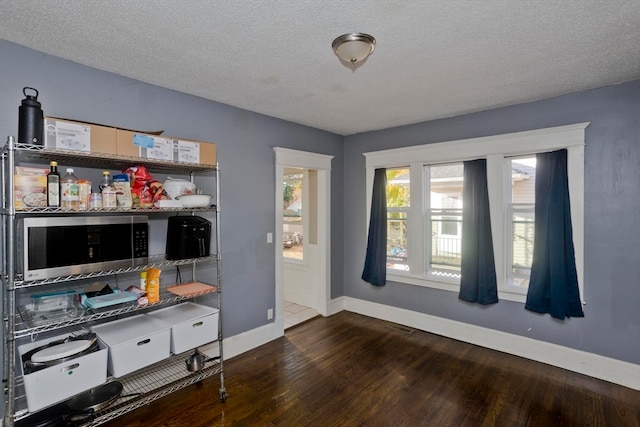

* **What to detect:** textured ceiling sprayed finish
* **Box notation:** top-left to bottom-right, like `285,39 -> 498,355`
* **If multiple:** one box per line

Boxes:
1,0 -> 639,135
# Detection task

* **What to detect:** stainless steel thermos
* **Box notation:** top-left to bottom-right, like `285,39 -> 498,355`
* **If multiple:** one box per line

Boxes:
18,87 -> 44,145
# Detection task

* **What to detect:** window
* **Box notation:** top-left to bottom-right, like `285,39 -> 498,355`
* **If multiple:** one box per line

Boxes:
365,123 -> 587,302
385,168 -> 410,271
426,163 -> 463,278
508,156 -> 536,290
283,168 -> 304,260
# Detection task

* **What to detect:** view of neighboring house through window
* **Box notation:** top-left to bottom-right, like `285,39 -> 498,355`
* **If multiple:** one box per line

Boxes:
283,168 -> 304,260
508,156 -> 536,290
427,163 -> 464,279
386,168 -> 410,271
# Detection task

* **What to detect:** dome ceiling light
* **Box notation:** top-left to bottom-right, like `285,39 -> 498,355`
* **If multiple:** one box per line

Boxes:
332,33 -> 376,66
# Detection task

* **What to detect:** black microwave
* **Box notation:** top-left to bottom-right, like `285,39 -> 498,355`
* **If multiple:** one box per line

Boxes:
18,216 -> 148,280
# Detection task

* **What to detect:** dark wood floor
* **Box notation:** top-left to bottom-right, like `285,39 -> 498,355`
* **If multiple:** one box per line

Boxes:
104,311 -> 640,427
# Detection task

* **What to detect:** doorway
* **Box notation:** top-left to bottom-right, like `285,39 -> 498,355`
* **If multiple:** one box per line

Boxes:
274,148 -> 333,333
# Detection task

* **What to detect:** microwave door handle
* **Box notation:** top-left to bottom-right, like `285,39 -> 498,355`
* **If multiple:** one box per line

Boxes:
199,237 -> 205,256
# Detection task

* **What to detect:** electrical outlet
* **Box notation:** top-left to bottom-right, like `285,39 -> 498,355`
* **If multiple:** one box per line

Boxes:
267,308 -> 273,320
267,232 -> 273,243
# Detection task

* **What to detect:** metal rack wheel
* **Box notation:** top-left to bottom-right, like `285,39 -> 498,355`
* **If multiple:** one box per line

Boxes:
220,388 -> 227,403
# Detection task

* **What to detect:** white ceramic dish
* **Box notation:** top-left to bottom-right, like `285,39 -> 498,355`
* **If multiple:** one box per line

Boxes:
163,177 -> 196,199
177,194 -> 212,208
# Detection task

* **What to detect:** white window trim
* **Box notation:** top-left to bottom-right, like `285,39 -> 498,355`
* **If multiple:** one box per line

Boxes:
363,123 -> 588,303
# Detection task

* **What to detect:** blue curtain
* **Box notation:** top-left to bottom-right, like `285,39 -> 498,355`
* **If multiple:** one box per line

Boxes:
362,168 -> 387,286
526,149 -> 584,319
459,159 -> 498,305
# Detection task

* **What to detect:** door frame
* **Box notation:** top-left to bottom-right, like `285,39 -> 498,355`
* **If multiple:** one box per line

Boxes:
274,147 -> 333,332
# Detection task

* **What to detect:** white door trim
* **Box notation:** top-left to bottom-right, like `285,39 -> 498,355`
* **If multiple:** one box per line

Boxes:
274,148 -> 333,332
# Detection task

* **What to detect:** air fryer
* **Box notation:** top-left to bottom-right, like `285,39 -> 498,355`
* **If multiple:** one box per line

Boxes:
166,216 -> 212,260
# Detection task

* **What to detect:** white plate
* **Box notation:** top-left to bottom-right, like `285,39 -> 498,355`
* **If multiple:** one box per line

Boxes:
31,340 -> 92,363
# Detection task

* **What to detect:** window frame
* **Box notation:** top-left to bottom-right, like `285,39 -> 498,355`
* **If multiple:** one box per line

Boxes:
364,123 -> 588,303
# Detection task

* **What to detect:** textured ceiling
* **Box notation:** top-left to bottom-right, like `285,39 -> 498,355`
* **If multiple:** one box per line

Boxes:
1,0 -> 639,135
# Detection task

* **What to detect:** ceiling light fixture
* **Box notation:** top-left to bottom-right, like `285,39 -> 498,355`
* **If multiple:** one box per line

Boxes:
332,33 -> 376,66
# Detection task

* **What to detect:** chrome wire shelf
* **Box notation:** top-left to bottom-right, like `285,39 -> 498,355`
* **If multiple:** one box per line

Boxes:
13,254 -> 218,289
10,143 -> 216,173
7,205 -> 216,215
13,350 -> 222,424
4,136 -> 225,427
14,282 -> 219,338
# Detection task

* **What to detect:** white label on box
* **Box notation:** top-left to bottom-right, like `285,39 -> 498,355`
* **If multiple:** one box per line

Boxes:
139,137 -> 175,161
178,140 -> 200,164
45,120 -> 91,152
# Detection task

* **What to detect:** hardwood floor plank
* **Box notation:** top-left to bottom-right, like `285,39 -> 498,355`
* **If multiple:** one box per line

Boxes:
102,311 -> 640,427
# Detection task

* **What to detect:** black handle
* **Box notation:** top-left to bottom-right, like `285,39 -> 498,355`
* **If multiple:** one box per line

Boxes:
23,87 -> 39,99
137,338 -> 151,346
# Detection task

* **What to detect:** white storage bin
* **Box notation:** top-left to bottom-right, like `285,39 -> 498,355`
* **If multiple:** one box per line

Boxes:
18,333 -> 108,412
146,303 -> 219,354
91,314 -> 170,378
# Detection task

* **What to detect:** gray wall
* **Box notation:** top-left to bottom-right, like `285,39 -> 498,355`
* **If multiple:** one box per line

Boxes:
1,39 -> 637,368
0,40 -> 344,338
343,79 -> 640,364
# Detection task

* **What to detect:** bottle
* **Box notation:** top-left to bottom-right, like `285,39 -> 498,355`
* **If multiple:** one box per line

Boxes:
46,161 -> 60,207
89,193 -> 102,209
18,87 -> 44,145
101,183 -> 117,209
140,270 -> 147,291
98,171 -> 112,192
60,168 -> 80,210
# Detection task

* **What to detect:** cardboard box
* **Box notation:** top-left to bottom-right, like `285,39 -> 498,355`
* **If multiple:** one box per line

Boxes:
44,117 -> 117,155
146,303 -> 219,354
117,130 -> 217,166
14,166 -> 48,210
18,333 -> 108,412
91,314 -> 171,377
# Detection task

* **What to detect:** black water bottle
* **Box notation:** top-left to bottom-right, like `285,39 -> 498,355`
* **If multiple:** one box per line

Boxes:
18,87 -> 44,145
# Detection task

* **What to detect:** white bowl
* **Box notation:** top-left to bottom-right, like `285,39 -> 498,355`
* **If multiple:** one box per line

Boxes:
163,178 -> 196,199
176,194 -> 212,208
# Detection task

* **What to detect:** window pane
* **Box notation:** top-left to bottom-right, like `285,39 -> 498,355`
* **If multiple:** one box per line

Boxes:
386,169 -> 410,207
387,211 -> 408,271
510,157 -> 536,287
512,205 -> 534,287
386,168 -> 409,271
428,164 -> 463,276
283,169 -> 304,260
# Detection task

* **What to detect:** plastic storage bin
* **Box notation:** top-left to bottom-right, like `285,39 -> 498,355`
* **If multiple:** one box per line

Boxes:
146,302 -> 219,354
18,333 -> 108,412
91,314 -> 170,377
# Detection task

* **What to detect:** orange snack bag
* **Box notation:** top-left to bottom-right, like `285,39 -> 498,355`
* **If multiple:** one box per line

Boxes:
146,268 -> 161,303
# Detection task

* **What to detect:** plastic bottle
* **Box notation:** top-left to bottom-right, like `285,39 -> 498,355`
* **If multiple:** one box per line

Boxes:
101,184 -> 117,209
98,171 -> 112,192
99,171 -> 117,209
60,168 -> 80,210
140,270 -> 147,291
46,161 -> 60,207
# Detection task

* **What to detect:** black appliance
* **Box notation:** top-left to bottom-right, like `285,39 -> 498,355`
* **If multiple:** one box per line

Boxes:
166,216 -> 211,260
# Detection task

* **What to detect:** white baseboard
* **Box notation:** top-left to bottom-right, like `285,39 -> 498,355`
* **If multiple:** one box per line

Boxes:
342,296 -> 640,391
326,295 -> 346,316
200,320 -> 283,360
199,295 -> 638,391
